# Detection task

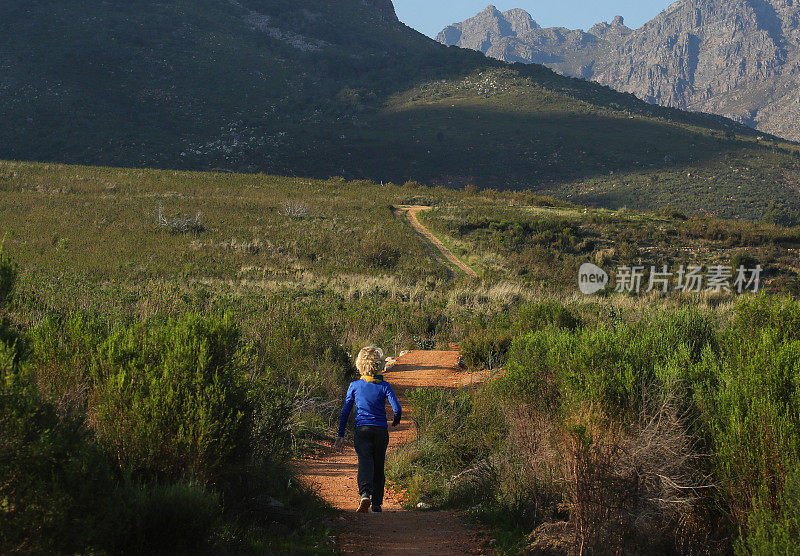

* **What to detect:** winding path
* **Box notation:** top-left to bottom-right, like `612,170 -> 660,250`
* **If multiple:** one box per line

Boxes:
298,351 -> 487,555
395,206 -> 479,278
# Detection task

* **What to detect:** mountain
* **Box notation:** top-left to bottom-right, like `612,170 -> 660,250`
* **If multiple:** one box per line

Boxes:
436,5 -> 630,78
365,0 -> 398,19
437,1 -> 800,141
1,0 -> 799,220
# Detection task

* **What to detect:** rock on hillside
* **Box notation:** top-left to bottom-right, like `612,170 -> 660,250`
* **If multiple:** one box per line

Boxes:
437,1 -> 800,141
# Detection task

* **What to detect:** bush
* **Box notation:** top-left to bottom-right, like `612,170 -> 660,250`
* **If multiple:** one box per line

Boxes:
461,302 -> 581,371
697,301 -> 800,545
0,357 -> 221,553
0,326 -> 113,553
28,311 -> 249,480
763,201 -> 800,227
739,470 -> 800,555
281,201 -> 310,219
103,481 -> 220,554
511,300 -> 582,336
496,301 -> 800,551
461,334 -> 511,370
247,382 -> 294,468
2,253 -> 338,551
10,306 -> 335,552
28,313 -> 110,411
0,244 -> 17,308
398,300 -> 800,552
731,251 -> 760,272
656,206 -> 689,220
89,313 -> 247,480
728,294 -> 800,342
531,402 -> 708,554
389,388 -> 503,507
363,240 -> 402,269
155,205 -> 205,234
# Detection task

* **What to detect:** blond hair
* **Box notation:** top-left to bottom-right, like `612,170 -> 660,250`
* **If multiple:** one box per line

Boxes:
355,346 -> 385,376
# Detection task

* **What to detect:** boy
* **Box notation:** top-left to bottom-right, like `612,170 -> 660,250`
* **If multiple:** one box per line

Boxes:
335,346 -> 402,513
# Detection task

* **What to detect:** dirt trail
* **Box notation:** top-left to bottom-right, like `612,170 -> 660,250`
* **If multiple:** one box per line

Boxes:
395,205 -> 479,278
299,351 -> 487,555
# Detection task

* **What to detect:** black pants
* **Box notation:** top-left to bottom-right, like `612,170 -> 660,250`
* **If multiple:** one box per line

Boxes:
354,425 -> 390,507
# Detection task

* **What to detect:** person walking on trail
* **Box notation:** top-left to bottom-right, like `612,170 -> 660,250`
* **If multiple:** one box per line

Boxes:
335,346 -> 402,513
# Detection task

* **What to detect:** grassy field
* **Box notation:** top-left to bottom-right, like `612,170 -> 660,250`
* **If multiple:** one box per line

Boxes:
2,160 -> 800,553
2,159 -> 799,299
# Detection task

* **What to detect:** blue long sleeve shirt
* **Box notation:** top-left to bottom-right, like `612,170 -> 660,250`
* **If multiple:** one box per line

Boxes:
338,379 -> 402,438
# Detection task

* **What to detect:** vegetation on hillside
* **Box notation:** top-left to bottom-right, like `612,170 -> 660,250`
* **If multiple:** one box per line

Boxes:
1,256 -> 351,552
390,298 -> 800,554
2,1 -> 799,218
2,161 -> 800,552
1,160 -> 798,300
417,198 -> 800,293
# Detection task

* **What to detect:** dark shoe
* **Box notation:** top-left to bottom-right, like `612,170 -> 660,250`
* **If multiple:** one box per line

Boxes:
357,495 -> 371,513
370,505 -> 382,513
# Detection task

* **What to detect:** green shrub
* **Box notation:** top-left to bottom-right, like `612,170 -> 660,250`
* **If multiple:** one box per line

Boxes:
503,308 -> 718,416
0,244 -> 16,308
2,252 -> 341,551
461,334 -> 511,370
1,359 -> 221,553
247,382 -> 294,468
28,313 -> 110,409
363,240 -> 402,269
698,311 -> 800,543
502,326 -> 572,409
511,300 -> 582,336
247,303 -> 357,403
738,470 -> 800,555
390,388 -> 502,506
0,331 -> 113,553
495,301 -> 800,551
729,294 -> 800,342
656,206 -> 689,220
103,481 -> 220,554
763,201 -> 800,227
90,313 -> 247,480
731,251 -> 760,272
461,302 -> 581,371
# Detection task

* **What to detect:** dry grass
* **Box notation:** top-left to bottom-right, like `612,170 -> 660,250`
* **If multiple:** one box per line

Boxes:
513,400 -> 716,555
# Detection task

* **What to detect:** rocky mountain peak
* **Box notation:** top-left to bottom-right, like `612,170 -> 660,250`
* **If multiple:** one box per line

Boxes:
502,8 -> 541,33
437,0 -> 800,140
588,15 -> 632,41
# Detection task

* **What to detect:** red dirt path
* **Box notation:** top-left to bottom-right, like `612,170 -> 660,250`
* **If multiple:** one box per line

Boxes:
395,206 -> 480,279
299,351 -> 488,555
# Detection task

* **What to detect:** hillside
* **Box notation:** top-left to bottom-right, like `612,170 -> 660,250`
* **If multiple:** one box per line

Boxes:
2,159 -> 800,553
2,158 -> 799,297
1,0 -> 800,219
437,1 -> 800,141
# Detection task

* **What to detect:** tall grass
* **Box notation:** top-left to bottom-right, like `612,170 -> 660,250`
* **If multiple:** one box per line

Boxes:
392,298 -> 800,553
0,254 -> 342,553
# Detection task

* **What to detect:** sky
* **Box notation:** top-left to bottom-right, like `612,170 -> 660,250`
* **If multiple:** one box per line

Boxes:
392,0 -> 675,38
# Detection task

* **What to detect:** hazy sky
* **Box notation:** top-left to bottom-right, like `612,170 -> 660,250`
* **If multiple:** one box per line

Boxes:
393,1 -> 674,38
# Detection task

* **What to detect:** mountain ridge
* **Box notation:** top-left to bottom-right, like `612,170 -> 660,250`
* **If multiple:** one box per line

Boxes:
437,0 -> 800,141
